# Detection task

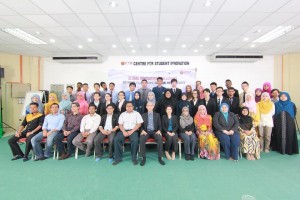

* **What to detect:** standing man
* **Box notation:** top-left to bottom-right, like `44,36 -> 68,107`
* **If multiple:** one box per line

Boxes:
209,82 -> 217,98
139,102 -> 165,166
215,87 -> 231,110
223,79 -> 239,98
91,83 -> 105,103
138,79 -> 151,102
66,86 -> 76,102
112,102 -> 143,165
227,87 -> 240,115
72,104 -> 101,157
94,104 -> 119,163
8,103 -> 44,161
125,82 -> 136,101
170,78 -> 182,102
100,82 -> 108,93
54,102 -> 83,160
239,81 -> 251,107
107,82 -> 119,104
152,77 -> 166,101
82,83 -> 92,104
76,82 -> 82,93
31,103 -> 65,160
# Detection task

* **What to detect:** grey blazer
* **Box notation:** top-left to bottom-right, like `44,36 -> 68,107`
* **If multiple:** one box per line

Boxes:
213,112 -> 239,133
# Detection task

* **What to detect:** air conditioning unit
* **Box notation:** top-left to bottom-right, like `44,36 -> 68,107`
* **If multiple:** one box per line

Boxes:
209,53 -> 263,62
52,54 -> 103,63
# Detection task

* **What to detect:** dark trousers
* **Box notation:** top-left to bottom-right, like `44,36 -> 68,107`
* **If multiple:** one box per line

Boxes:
8,130 -> 36,157
139,131 -> 163,157
180,132 -> 196,155
164,133 -> 178,152
54,131 -> 79,155
114,131 -> 139,162
216,131 -> 240,160
94,131 -> 116,158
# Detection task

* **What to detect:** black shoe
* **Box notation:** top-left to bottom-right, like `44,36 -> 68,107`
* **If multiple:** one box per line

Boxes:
140,157 -> 146,166
158,157 -> 165,165
185,154 -> 190,161
34,157 -> 40,161
190,155 -> 194,161
11,155 -> 23,161
112,160 -> 122,165
39,156 -> 47,161
132,160 -> 138,165
23,157 -> 29,162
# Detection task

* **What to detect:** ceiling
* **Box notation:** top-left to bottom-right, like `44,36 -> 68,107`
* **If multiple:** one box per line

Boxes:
0,0 -> 300,57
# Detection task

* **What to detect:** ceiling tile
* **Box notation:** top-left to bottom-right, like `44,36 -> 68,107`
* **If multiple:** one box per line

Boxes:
159,26 -> 182,36
90,27 -> 115,36
96,0 -> 130,13
219,0 -> 257,12
191,0 -> 226,13
77,14 -> 109,26
132,13 -> 159,26
136,26 -> 158,36
63,0 -> 101,13
160,13 -> 187,26
185,13 -> 215,26
180,26 -> 205,36
50,14 -> 85,27
0,0 -> 43,15
249,0 -> 290,12
209,13 -> 243,26
24,15 -> 61,27
105,13 -> 134,26
0,15 -> 38,27
161,0 -> 193,13
128,0 -> 160,12
234,13 -> 270,26
31,0 -> 72,14
113,27 -> 137,36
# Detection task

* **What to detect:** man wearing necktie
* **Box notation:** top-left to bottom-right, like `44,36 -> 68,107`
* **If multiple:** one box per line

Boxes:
210,82 -> 217,98
170,78 -> 182,102
239,81 -> 250,107
215,87 -> 230,111
138,79 -> 151,102
125,82 -> 136,101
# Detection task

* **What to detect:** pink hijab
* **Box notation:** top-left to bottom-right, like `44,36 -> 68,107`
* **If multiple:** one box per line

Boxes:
262,82 -> 272,96
197,85 -> 205,99
243,93 -> 257,114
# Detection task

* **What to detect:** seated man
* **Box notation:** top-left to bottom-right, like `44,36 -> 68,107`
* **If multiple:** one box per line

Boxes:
8,102 -> 44,161
94,104 -> 119,162
112,102 -> 143,165
31,103 -> 65,161
72,104 -> 101,157
54,102 -> 83,160
139,102 -> 165,166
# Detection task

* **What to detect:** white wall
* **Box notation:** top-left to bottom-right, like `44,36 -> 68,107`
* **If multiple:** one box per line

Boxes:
44,56 -> 274,93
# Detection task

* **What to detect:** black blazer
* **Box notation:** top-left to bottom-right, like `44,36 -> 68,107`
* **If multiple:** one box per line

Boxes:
215,97 -> 231,110
90,102 -> 102,115
201,98 -> 217,117
170,88 -> 182,102
210,92 -> 217,99
115,100 -> 128,114
223,89 -> 239,99
99,114 -> 119,130
140,112 -> 162,132
100,102 -> 116,116
212,112 -> 239,133
190,99 -> 202,117
228,97 -> 240,115
161,115 -> 179,134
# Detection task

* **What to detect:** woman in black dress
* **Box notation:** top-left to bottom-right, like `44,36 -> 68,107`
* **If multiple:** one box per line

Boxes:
155,89 -> 176,116
272,92 -> 299,155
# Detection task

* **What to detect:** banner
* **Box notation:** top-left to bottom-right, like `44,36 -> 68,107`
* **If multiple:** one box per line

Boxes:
108,67 -> 196,92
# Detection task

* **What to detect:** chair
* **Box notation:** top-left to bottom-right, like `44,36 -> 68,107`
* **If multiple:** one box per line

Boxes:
17,138 -> 35,160
75,138 -> 87,159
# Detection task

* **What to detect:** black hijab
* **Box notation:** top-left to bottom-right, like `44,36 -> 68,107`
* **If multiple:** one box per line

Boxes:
239,107 -> 253,130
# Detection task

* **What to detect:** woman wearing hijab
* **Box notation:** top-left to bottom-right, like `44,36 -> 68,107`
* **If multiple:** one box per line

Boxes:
197,85 -> 205,100
213,103 -> 240,161
144,91 -> 156,112
179,107 -> 196,161
176,93 -> 191,117
272,92 -> 299,155
194,105 -> 220,160
243,93 -> 260,127
262,82 -> 272,96
239,107 -> 260,160
255,88 -> 262,103
44,93 -> 59,115
133,91 -> 145,114
190,89 -> 202,117
25,94 -> 44,114
258,92 -> 275,153
162,106 -> 179,160
185,85 -> 193,101
59,93 -> 72,117
75,91 -> 88,115
155,89 -> 176,116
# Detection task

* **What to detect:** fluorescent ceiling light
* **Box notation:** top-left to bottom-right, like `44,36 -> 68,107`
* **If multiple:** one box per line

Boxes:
253,26 -> 296,43
2,28 -> 47,44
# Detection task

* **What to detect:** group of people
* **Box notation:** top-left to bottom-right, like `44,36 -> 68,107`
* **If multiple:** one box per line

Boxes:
8,78 -> 299,166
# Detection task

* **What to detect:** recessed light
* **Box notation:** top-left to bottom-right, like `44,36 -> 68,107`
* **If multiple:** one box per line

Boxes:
162,50 -> 167,53
204,37 -> 210,41
78,45 -> 83,49
181,44 -> 186,48
109,1 -> 118,8
1,28 -> 47,44
216,44 -> 221,48
36,31 -> 40,35
165,37 -> 171,42
193,49 -> 199,53
131,49 -> 136,53
129,45 -> 134,48
199,44 -> 204,47
204,1 -> 212,7
243,37 -> 249,41
250,44 -> 255,48
146,44 -> 152,48
87,38 -> 93,42
49,39 -> 55,43
112,44 -> 117,48
126,37 -> 131,42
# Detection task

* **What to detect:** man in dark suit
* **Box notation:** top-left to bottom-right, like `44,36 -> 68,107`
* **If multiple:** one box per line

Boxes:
170,78 -> 182,102
139,102 -> 165,166
215,87 -> 231,111
94,104 -> 119,163
209,82 -> 217,99
227,87 -> 240,115
201,88 -> 217,117
223,79 -> 239,99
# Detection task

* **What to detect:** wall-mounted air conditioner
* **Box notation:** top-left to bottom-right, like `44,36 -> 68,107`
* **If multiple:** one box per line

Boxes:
52,54 -> 103,63
209,53 -> 263,62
